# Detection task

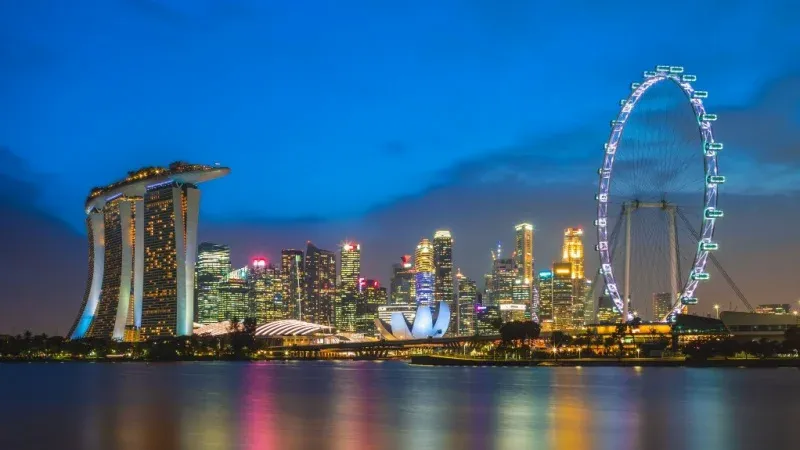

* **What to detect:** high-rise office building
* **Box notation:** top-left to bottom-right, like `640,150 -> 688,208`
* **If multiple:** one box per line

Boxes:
483,273 -> 494,305
475,305 -> 501,335
492,258 -> 516,311
280,249 -> 304,320
562,227 -> 586,328
552,262 -> 574,331
336,242 -> 361,332
390,255 -> 414,304
69,162 -> 229,340
196,243 -> 231,324
433,230 -> 454,307
414,238 -> 434,306
304,242 -> 336,326
357,279 -> 387,335
597,295 -> 618,323
339,243 -> 361,292
652,292 -> 673,322
218,266 -> 251,321
537,270 -> 554,323
455,270 -> 477,336
250,258 -> 285,323
514,223 -> 534,284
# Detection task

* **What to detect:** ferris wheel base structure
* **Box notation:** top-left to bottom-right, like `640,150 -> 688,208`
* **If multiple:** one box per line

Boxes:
594,65 -> 724,322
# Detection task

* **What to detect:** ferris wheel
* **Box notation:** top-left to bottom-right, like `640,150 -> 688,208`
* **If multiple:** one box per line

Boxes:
595,65 -> 723,322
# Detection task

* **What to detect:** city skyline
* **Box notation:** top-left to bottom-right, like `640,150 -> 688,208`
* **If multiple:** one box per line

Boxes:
2,2 -> 799,335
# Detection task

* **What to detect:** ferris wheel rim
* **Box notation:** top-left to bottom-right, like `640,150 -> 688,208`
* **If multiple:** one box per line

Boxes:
595,66 -> 722,321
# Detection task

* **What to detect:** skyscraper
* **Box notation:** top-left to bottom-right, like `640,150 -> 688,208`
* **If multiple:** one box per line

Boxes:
492,258 -> 516,309
358,279 -> 387,335
195,243 -> 231,324
414,238 -> 434,306
563,227 -> 586,328
389,255 -> 414,305
537,270 -> 553,323
69,162 -> 229,340
455,269 -> 477,336
280,249 -> 304,320
652,292 -> 673,322
218,266 -> 250,321
304,242 -> 336,326
552,262 -> 574,331
250,258 -> 284,323
433,230 -> 454,307
514,223 -> 534,284
339,243 -> 361,291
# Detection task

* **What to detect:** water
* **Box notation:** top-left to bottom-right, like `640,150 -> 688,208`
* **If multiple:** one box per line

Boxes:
1,362 -> 798,450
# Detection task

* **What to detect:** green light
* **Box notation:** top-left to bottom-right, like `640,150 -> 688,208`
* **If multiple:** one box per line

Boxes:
700,242 -> 719,251
691,273 -> 710,281
706,175 -> 726,184
704,208 -> 724,219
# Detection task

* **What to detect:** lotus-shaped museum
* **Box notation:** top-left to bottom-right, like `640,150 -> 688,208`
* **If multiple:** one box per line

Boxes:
374,302 -> 450,340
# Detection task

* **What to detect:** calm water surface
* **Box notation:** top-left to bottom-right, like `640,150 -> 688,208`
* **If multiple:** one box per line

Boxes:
1,361 -> 798,450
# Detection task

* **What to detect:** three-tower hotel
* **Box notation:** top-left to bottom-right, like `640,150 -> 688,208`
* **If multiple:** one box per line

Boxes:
69,162 -> 229,341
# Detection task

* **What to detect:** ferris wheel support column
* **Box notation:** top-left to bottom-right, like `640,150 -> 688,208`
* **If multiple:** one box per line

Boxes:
667,205 -> 679,315
624,202 -> 632,321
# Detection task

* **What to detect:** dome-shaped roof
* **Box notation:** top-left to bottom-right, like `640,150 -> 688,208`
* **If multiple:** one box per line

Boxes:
254,320 -> 335,337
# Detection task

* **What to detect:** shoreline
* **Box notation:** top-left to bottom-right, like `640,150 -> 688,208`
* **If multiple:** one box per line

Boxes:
409,355 -> 800,368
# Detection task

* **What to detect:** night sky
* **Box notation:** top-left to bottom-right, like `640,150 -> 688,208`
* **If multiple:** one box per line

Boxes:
1,1 -> 799,335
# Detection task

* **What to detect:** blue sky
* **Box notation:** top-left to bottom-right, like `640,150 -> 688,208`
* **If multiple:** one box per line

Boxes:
1,0 -> 799,333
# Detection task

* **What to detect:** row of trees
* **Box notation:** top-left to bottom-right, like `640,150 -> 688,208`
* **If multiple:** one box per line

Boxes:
0,319 -> 264,361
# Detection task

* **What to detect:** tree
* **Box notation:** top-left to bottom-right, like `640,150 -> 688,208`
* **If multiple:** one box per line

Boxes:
228,317 -> 241,333
243,317 -> 258,335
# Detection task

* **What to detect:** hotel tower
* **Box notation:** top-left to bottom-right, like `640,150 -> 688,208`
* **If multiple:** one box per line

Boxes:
68,162 -> 229,341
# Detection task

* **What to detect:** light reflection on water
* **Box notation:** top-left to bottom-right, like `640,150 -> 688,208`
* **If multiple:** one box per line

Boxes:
0,362 -> 798,450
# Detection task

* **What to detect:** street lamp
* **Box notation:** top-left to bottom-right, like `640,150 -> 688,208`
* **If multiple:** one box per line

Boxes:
714,304 -> 720,319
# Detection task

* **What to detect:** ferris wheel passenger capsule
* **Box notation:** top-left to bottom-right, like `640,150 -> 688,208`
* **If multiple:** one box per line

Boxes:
631,82 -> 641,89
681,297 -> 699,305
669,66 -> 685,74
701,113 -> 718,121
704,208 -> 724,219
655,65 -> 670,72
706,175 -> 726,185
644,70 -> 657,78
691,272 -> 710,281
706,142 -> 723,151
692,91 -> 708,99
682,74 -> 697,82
700,241 -> 719,251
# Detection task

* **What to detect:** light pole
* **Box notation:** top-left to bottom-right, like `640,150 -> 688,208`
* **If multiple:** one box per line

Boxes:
714,304 -> 720,319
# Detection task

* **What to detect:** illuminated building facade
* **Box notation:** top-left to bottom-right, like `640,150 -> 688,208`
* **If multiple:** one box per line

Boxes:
336,243 -> 361,332
250,258 -> 285,323
414,239 -> 434,306
552,262 -> 574,331
455,270 -> 477,336
374,302 -> 450,340
597,295 -> 618,324
304,243 -> 336,326
562,227 -> 586,328
514,223 -> 534,284
433,230 -> 454,307
377,304 -> 416,325
218,267 -> 250,321
280,249 -> 304,320
509,279 -> 531,321
652,292 -> 673,322
357,279 -> 387,335
755,304 -> 793,315
491,258 -> 516,311
390,255 -> 414,304
475,305 -> 501,335
195,243 -> 231,324
69,162 -> 228,340
537,270 -> 553,323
